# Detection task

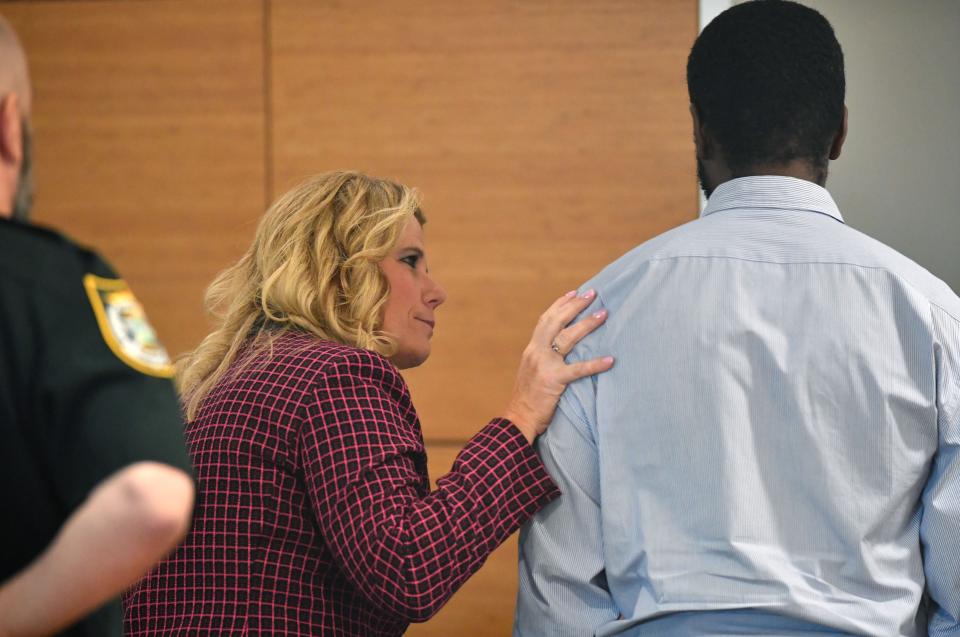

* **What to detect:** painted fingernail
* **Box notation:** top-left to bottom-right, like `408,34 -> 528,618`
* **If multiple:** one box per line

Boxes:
581,289 -> 596,299
592,309 -> 607,319
602,356 -> 614,364
565,290 -> 578,298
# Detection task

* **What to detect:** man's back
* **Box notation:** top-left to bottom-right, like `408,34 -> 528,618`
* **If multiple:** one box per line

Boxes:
515,176 -> 960,636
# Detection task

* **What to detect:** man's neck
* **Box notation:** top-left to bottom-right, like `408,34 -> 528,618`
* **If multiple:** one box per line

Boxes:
730,159 -> 827,187
702,159 -> 828,199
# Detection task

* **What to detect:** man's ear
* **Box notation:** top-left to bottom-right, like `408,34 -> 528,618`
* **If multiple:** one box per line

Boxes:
690,103 -> 711,160
829,104 -> 848,161
0,93 -> 23,164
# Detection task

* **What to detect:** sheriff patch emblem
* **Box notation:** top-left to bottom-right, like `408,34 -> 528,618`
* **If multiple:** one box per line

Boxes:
83,274 -> 174,378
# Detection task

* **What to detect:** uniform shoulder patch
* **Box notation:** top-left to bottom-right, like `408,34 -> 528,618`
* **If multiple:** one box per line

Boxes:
82,274 -> 174,378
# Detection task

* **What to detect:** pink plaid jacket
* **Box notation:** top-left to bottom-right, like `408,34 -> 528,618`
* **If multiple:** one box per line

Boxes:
124,331 -> 558,636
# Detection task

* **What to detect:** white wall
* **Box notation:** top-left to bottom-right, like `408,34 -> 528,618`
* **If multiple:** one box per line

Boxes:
726,0 -> 960,292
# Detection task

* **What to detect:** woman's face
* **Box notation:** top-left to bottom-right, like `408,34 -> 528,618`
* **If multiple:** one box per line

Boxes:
380,217 -> 447,369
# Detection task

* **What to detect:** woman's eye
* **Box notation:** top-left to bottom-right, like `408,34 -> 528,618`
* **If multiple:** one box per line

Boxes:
400,254 -> 420,268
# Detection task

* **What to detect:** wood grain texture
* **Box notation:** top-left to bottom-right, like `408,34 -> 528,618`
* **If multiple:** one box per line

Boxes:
0,3 -> 699,634
271,0 -> 698,440
408,443 -> 524,636
3,1 -> 266,357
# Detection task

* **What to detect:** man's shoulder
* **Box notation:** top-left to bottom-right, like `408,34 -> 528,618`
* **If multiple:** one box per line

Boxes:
581,216 -> 704,300
0,219 -> 117,296
583,210 -> 960,320
837,223 -> 960,319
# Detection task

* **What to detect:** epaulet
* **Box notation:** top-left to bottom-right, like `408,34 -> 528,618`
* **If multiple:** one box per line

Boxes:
0,217 -> 66,242
0,218 -> 115,277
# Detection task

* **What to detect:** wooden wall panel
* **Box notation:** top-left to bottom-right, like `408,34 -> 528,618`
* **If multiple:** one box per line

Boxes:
271,0 -> 698,441
3,1 -> 266,357
3,3 -> 697,634
407,445 -> 522,636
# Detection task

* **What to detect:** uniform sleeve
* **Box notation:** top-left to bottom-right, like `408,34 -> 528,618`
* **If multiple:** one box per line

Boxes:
513,386 -> 618,636
923,306 -> 960,635
299,352 -> 559,622
36,256 -> 192,511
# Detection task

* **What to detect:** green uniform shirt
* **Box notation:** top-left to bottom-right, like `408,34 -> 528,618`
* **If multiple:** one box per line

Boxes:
0,218 -> 192,636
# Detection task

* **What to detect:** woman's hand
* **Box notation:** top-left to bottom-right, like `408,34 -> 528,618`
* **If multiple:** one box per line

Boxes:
502,289 -> 614,444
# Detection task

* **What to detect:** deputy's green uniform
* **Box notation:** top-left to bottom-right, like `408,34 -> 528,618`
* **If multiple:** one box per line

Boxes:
0,217 -> 192,636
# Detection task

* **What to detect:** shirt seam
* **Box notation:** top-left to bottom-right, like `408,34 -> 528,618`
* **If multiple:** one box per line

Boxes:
556,395 -> 596,449
634,253 -> 960,323
930,302 -> 960,333
931,309 -> 960,419
702,205 -> 844,223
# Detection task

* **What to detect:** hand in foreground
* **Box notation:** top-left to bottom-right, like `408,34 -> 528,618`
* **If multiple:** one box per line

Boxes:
503,289 -> 614,444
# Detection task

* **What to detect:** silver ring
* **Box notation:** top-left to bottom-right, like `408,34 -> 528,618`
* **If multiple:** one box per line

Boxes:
551,340 -> 562,355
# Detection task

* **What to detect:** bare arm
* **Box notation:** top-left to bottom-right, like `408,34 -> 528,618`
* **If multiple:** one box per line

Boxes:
0,462 -> 194,637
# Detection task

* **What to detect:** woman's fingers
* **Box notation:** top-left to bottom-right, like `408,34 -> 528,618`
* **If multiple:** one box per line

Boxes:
534,289 -> 598,346
560,355 -> 615,384
545,289 -> 579,315
551,308 -> 608,356
502,287 -> 615,444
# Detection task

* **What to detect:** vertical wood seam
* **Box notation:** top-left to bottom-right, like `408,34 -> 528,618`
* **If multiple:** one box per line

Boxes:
262,0 -> 274,206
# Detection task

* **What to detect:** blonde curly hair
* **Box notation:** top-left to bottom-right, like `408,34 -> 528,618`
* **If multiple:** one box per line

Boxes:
177,171 -> 424,421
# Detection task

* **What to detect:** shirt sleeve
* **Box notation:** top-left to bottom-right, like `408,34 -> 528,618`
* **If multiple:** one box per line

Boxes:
923,306 -> 960,635
513,390 -> 618,636
299,351 -> 559,623
36,255 -> 192,511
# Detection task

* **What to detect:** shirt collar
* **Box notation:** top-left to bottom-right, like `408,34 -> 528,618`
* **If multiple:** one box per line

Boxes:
701,175 -> 844,223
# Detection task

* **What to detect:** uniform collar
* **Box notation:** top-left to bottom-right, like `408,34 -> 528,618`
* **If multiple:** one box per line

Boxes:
701,176 -> 844,223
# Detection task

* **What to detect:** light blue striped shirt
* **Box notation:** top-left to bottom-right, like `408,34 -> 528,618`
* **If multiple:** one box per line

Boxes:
515,176 -> 960,636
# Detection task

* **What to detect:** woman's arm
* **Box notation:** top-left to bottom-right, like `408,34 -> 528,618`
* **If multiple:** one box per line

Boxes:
0,462 -> 194,637
301,290 -> 612,622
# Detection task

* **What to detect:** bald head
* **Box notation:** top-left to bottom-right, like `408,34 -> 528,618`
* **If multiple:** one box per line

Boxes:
0,16 -> 31,117
0,16 -> 32,220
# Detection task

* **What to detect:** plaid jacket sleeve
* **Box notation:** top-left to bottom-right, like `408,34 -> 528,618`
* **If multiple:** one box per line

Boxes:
300,349 -> 559,622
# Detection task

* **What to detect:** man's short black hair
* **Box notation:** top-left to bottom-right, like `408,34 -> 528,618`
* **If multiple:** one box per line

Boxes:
687,0 -> 845,175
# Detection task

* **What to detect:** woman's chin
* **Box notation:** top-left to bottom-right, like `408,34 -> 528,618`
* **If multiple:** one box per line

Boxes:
390,347 -> 431,370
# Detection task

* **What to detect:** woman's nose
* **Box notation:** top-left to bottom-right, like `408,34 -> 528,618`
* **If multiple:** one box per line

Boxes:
424,275 -> 447,309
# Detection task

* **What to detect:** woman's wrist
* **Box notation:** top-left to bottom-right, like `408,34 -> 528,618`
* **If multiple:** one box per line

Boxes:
502,407 -> 537,445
